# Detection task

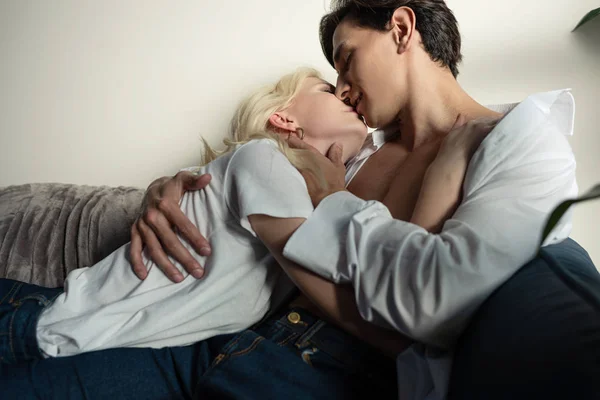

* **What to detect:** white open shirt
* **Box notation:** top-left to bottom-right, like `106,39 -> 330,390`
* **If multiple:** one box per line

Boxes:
283,89 -> 578,400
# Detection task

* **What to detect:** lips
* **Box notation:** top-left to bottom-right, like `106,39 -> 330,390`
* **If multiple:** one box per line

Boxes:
354,93 -> 363,114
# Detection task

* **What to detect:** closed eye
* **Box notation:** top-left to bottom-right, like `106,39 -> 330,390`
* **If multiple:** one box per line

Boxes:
342,51 -> 354,75
321,83 -> 336,94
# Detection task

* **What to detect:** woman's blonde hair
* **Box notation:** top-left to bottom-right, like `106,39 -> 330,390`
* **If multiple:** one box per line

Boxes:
201,67 -> 326,184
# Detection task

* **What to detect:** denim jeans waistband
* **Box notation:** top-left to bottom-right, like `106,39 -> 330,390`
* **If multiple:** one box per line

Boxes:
253,305 -> 397,380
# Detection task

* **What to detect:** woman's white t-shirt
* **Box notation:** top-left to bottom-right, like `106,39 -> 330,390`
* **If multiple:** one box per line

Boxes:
36,139 -> 314,357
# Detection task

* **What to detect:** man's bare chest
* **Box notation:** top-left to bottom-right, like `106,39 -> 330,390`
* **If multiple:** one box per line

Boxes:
347,140 -> 441,220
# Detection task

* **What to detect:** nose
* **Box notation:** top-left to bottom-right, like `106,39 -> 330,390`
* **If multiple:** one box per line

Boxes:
335,76 -> 352,107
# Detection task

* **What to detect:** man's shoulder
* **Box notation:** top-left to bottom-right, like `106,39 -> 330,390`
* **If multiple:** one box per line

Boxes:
483,89 -> 574,151
489,89 -> 575,137
465,89 -> 576,190
522,89 -> 575,137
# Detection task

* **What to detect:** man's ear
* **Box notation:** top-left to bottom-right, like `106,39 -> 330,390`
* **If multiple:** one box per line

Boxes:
268,112 -> 297,133
390,6 -> 416,54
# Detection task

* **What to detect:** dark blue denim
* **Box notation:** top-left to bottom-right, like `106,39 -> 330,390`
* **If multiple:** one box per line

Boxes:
449,238 -> 600,399
0,279 -> 62,364
0,281 -> 397,400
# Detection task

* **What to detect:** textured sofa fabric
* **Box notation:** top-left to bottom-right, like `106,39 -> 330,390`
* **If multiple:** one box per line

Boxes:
449,238 -> 600,399
0,183 -> 143,287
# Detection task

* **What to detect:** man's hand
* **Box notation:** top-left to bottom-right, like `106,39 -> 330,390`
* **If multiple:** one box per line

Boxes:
288,137 -> 346,207
130,171 -> 212,282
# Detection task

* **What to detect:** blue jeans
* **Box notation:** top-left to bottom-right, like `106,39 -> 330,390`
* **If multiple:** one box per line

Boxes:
0,279 -> 62,364
0,279 -> 397,399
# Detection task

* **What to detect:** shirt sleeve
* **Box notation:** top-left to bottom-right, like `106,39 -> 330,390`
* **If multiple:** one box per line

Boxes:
283,91 -> 578,348
225,139 -> 314,236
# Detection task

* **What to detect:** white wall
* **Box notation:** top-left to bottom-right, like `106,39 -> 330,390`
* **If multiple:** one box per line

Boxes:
452,0 -> 600,266
1,0 -> 598,265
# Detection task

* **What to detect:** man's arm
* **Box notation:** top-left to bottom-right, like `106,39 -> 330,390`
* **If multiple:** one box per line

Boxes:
248,214 -> 413,355
284,92 -> 578,348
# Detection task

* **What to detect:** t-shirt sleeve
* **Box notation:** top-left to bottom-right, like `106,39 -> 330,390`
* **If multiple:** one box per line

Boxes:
225,139 -> 314,236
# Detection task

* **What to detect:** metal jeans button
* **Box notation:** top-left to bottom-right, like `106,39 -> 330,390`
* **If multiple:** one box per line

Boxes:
287,312 -> 301,324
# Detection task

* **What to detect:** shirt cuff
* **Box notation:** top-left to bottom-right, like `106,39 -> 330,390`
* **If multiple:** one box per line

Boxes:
282,191 -> 367,283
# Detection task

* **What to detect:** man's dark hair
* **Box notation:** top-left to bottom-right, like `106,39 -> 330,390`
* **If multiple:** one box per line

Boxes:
320,0 -> 463,77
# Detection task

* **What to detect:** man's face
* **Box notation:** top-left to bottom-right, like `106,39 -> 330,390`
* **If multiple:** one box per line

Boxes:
332,18 -> 406,129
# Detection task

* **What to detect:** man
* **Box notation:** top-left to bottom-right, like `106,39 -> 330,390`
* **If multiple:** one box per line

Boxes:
131,1 -> 598,399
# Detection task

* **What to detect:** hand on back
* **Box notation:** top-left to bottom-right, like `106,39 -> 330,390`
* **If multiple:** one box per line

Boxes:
130,171 -> 212,282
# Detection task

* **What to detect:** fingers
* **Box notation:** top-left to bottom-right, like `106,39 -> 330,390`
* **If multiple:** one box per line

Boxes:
476,117 -> 500,136
191,173 -> 212,190
177,171 -> 212,191
144,209 -> 205,280
326,143 -> 344,166
288,136 -> 321,155
130,222 -> 148,280
146,176 -> 170,192
452,115 -> 499,133
472,116 -> 500,128
452,113 -> 468,129
137,171 -> 211,282
137,217 -> 186,282
157,198 -> 211,257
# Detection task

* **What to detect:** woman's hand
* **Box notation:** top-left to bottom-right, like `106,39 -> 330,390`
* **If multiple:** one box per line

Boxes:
436,115 -> 500,166
130,171 -> 212,282
409,115 -> 500,233
287,137 -> 346,207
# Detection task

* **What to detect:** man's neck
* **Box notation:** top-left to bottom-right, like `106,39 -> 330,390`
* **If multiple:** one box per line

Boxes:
395,68 -> 500,151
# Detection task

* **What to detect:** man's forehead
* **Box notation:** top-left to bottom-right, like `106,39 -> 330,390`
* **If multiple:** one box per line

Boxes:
333,41 -> 347,65
331,20 -> 356,63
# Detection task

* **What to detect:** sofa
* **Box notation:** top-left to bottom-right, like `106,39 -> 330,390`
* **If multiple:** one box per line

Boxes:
1,183 -> 599,399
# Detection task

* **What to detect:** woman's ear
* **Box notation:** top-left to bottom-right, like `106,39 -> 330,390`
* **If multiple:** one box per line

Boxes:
268,112 -> 298,135
391,6 -> 416,54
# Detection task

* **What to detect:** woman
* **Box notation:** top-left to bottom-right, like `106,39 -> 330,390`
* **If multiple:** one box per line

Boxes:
1,68 -> 491,399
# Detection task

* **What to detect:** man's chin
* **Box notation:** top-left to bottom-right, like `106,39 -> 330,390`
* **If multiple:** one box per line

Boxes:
362,113 -> 378,130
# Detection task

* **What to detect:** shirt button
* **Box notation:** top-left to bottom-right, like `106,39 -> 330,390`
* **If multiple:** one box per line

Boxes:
287,312 -> 302,324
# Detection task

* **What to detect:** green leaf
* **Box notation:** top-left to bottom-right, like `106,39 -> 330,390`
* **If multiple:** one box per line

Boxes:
539,183 -> 600,248
573,7 -> 600,32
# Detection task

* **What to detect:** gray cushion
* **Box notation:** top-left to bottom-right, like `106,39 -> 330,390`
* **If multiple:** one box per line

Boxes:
0,183 -> 143,286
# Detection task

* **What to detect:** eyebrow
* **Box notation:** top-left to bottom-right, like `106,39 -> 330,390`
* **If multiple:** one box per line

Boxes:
333,41 -> 347,65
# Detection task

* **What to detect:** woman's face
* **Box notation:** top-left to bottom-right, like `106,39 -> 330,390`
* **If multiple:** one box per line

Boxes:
274,77 -> 368,162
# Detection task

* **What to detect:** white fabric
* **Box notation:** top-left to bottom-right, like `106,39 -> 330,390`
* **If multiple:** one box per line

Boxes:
283,90 -> 577,399
37,139 -> 313,357
344,126 -> 392,185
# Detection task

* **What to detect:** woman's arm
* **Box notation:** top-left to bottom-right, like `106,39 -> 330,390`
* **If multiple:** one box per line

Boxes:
410,117 -> 498,233
248,214 -> 413,356
409,157 -> 466,233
